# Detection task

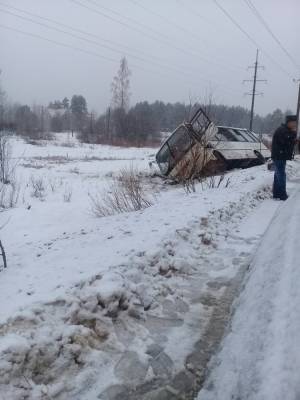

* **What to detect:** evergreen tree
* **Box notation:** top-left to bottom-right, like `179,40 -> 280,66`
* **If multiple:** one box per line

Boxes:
70,95 -> 88,132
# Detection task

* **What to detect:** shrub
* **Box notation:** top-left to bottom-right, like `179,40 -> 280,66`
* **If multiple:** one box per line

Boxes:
63,185 -> 73,202
30,176 -> 46,200
90,167 -> 153,217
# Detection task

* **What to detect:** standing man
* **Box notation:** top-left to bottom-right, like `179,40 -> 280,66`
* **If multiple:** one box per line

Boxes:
271,115 -> 297,200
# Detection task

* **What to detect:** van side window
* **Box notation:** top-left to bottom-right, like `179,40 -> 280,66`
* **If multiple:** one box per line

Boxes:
216,127 -> 237,141
231,129 -> 248,142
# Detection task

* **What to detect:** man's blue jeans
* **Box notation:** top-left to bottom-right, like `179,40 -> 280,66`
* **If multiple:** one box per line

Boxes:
273,159 -> 287,199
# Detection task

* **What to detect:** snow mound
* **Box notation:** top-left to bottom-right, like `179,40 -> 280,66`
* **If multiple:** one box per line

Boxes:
0,272 -> 134,394
197,187 -> 300,400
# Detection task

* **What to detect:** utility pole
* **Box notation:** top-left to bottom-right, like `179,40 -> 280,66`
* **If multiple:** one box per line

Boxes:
243,49 -> 267,131
296,80 -> 300,136
89,112 -> 94,135
106,107 -> 111,143
41,106 -> 44,139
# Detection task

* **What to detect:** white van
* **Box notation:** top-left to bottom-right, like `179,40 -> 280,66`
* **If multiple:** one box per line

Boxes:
156,107 -> 270,178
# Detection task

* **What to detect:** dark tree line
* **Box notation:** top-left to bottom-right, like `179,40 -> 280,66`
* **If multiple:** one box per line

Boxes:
0,94 -> 88,139
82,101 -> 291,145
0,60 -> 293,145
0,98 -> 293,145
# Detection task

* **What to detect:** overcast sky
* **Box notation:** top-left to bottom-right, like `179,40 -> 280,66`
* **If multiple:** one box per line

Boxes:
0,0 -> 299,116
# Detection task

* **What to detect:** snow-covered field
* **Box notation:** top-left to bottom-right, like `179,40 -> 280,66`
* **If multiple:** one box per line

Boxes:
1,133 -> 300,400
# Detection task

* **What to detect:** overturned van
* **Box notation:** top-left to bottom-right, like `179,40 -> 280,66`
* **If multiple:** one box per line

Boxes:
156,107 -> 270,178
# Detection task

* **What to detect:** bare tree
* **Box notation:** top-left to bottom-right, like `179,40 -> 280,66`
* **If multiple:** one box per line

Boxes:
0,133 -> 14,184
0,131 -> 20,209
32,104 -> 51,139
0,218 -> 9,271
0,69 -> 6,129
201,89 -> 217,120
111,57 -> 131,111
186,89 -> 216,122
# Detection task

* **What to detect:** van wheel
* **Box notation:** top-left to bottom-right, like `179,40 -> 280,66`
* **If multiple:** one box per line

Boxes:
254,150 -> 265,165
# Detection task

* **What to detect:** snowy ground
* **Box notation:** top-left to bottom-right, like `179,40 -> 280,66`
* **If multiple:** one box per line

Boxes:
1,133 -> 300,400
197,176 -> 300,400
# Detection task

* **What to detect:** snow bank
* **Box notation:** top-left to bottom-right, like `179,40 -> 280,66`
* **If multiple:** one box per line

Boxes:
197,187 -> 300,400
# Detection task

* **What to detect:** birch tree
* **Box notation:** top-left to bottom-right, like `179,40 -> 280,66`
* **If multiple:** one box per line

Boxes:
111,57 -> 131,111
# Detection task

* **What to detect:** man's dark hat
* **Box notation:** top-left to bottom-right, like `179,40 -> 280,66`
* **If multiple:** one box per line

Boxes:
285,115 -> 297,123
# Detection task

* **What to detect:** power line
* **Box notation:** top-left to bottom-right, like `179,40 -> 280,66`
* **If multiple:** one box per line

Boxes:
0,21 -> 194,83
69,0 -> 194,57
0,8 -> 144,62
0,16 -> 187,80
83,0 -> 174,43
128,0 -> 200,37
176,0 -> 221,29
243,0 -> 300,71
0,7 -> 203,78
0,8 -> 242,95
1,21 -> 207,85
0,1 -> 167,65
0,23 -> 239,97
127,0 -> 244,72
213,0 -> 258,48
212,0 -> 295,80
0,1 -> 235,81
126,0 -> 210,47
0,23 -> 118,63
175,0 -> 234,40
70,0 -> 244,76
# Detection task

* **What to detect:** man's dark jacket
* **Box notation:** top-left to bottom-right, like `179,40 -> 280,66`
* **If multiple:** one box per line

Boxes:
271,124 -> 296,160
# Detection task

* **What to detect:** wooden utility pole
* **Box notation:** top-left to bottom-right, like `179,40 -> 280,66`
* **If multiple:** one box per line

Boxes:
243,49 -> 267,131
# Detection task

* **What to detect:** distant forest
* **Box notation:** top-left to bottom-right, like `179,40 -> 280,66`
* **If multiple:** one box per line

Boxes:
0,98 -> 292,146
0,58 -> 293,146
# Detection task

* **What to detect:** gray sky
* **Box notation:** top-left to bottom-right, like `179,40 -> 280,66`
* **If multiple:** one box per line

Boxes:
0,0 -> 299,116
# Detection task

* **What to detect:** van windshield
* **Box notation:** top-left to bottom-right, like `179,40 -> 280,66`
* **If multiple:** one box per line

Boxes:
156,125 -> 194,174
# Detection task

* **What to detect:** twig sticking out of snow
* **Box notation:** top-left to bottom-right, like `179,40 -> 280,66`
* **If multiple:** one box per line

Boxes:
89,166 -> 153,217
0,240 -> 7,269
